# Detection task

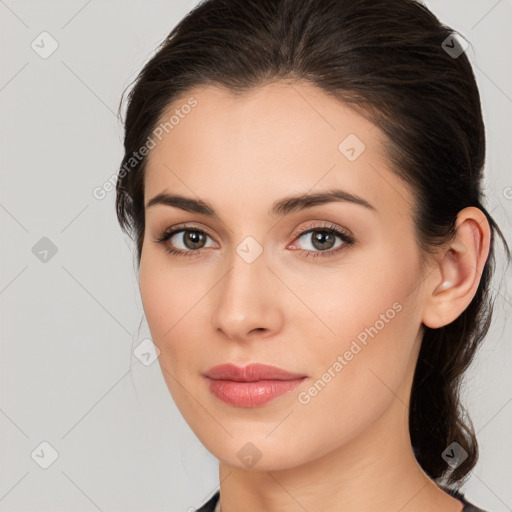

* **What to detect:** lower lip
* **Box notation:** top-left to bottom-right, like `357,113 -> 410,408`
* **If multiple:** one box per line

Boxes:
205,377 -> 306,408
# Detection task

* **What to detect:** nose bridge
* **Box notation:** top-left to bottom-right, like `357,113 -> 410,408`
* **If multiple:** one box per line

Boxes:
211,241 -> 282,340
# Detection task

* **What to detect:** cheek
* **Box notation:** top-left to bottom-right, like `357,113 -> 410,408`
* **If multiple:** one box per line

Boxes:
297,244 -> 422,417
139,264 -> 172,342
139,248 -> 200,338
138,258 -> 204,410
138,250 -> 220,387
304,239 -> 420,350
308,292 -> 416,395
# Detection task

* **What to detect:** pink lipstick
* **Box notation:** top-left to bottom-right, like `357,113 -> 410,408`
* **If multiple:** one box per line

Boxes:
203,363 -> 307,408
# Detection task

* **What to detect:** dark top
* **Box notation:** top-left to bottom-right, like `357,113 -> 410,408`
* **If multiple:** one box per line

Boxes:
194,487 -> 488,511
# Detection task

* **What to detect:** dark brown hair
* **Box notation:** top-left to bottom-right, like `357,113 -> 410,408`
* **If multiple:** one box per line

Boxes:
115,0 -> 510,486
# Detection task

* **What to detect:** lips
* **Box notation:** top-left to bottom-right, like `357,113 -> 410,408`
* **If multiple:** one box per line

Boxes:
202,363 -> 308,408
202,363 -> 306,382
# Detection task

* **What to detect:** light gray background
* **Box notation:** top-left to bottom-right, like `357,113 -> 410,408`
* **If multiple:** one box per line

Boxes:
1,1 -> 511,511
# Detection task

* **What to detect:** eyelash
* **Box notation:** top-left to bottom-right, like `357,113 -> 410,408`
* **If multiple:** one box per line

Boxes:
152,222 -> 355,259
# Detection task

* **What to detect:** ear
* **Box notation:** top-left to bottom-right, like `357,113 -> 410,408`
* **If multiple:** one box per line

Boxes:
422,206 -> 491,329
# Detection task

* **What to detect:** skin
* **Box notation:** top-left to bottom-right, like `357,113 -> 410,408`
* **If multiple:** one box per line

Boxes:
138,81 -> 490,512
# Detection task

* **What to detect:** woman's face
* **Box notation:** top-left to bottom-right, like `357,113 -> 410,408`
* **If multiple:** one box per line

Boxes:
139,81 -> 431,470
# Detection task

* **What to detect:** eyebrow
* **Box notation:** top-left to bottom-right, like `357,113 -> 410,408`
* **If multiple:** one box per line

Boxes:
145,188 -> 377,217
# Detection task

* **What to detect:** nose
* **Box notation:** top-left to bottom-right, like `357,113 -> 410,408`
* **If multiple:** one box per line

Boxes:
210,248 -> 284,343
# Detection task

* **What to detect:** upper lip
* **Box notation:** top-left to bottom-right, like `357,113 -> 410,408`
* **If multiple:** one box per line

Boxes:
203,363 -> 306,382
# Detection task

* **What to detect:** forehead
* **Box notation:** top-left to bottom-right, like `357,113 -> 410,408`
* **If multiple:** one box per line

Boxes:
143,81 -> 412,220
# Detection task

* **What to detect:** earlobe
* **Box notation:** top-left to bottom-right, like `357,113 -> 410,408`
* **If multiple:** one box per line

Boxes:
422,207 -> 491,329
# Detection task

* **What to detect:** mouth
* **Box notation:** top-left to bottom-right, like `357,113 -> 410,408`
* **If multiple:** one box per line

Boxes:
202,363 -> 308,408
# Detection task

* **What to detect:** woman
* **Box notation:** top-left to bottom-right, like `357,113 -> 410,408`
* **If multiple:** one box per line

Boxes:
115,0 -> 510,510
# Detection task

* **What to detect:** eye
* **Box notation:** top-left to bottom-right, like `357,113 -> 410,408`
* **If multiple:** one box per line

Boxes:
153,222 -> 355,259
288,223 -> 355,258
153,224 -> 217,257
